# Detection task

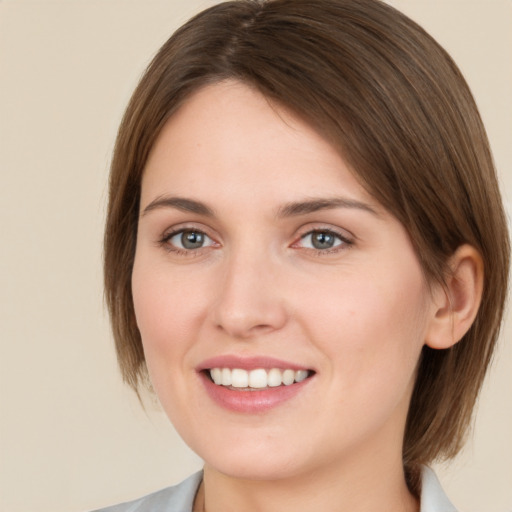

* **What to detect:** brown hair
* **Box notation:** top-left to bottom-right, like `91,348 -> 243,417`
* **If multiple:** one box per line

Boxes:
104,0 -> 510,490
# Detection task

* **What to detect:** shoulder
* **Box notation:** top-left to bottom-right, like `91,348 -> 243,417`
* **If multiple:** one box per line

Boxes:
420,466 -> 458,512
90,471 -> 203,512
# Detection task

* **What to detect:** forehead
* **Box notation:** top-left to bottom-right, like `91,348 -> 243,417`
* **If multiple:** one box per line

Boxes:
141,80 -> 378,213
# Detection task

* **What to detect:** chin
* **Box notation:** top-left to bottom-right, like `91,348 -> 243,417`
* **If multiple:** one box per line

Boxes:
206,455 -> 305,482
186,431 -> 307,481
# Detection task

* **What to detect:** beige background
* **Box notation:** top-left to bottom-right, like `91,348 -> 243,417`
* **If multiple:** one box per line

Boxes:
0,1 -> 510,511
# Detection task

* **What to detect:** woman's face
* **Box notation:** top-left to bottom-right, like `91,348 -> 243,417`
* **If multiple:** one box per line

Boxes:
132,81 -> 438,481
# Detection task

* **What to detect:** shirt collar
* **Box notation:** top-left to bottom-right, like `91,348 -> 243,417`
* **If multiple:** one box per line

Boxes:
420,466 -> 458,512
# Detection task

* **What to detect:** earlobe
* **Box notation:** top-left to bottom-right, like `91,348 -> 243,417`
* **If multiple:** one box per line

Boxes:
425,245 -> 484,350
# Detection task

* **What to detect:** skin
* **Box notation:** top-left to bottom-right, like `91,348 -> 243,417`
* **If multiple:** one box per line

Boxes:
131,80 -> 462,512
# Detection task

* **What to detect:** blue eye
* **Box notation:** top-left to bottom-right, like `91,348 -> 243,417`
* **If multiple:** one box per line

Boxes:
167,229 -> 215,250
300,230 -> 346,250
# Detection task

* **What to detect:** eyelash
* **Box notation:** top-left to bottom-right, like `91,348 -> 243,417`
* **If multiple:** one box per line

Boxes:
293,228 -> 353,255
158,227 -> 218,257
157,226 -> 353,257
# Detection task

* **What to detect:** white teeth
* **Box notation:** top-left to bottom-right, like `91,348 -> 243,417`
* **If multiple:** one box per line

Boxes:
282,369 -> 295,385
221,368 -> 232,386
208,368 -> 311,388
295,370 -> 308,383
231,368 -> 249,388
211,367 -> 222,385
248,368 -> 267,389
267,368 -> 283,387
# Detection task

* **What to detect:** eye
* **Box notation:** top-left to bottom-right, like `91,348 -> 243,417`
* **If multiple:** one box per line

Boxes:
165,229 -> 216,251
298,229 -> 350,251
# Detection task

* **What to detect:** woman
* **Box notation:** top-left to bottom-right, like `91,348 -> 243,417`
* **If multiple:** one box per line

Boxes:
98,0 -> 510,510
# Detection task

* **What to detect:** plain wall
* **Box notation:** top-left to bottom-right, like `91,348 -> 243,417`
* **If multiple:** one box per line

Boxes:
0,1 -> 510,511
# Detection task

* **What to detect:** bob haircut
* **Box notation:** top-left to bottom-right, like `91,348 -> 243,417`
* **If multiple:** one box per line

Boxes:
104,0 -> 510,490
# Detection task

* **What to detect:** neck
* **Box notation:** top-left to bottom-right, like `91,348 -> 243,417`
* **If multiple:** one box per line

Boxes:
199,453 -> 419,512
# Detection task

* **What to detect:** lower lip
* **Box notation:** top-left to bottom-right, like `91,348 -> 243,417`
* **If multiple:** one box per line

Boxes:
199,372 -> 313,413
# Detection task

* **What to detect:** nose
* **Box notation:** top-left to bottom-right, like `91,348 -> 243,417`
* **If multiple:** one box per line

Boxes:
212,249 -> 288,339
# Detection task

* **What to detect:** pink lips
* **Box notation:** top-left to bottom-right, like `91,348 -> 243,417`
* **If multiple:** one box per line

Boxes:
197,355 -> 314,413
198,355 -> 310,372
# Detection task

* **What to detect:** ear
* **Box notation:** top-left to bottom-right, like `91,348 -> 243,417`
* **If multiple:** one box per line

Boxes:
425,244 -> 484,350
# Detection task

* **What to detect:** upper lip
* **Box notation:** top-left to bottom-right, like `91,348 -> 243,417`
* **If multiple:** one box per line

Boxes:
197,355 -> 313,372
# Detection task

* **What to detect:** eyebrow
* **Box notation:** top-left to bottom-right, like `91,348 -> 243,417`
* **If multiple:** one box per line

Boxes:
141,195 -> 379,219
141,196 -> 215,217
276,197 -> 379,218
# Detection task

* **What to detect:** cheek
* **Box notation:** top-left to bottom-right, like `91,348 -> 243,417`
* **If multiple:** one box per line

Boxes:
131,258 -> 208,372
131,260 -> 208,418
302,270 -> 428,341
134,252 -> 202,325
297,266 -> 430,389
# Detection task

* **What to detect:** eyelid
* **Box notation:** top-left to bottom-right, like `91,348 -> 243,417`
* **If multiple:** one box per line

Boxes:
158,224 -> 221,255
295,222 -> 354,241
169,230 -> 215,248
291,224 -> 355,253
155,222 -> 354,256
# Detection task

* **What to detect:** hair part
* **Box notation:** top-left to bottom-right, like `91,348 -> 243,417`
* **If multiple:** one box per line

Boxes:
104,0 -> 510,491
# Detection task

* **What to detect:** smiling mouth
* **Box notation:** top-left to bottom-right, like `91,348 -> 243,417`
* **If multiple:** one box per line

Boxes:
206,368 -> 314,390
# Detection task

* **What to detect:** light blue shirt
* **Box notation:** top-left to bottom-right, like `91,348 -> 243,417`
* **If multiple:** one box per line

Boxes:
92,466 -> 457,512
